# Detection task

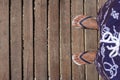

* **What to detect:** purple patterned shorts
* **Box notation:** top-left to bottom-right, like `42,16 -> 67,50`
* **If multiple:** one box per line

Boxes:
95,0 -> 120,80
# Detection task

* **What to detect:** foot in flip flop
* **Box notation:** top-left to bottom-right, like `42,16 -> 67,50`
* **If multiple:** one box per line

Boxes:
72,51 -> 97,65
72,15 -> 98,30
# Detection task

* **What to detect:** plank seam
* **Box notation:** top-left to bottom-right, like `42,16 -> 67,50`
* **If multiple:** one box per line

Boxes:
83,0 -> 86,80
47,0 -> 49,80
47,0 -> 50,79
9,0 -> 11,80
21,0 -> 24,79
70,0 -> 73,79
33,0 -> 35,79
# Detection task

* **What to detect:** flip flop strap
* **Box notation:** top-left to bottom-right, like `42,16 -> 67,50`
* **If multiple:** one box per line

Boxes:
79,16 -> 93,29
79,51 -> 92,64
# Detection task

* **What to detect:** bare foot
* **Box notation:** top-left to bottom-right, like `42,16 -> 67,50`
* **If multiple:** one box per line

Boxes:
72,15 -> 98,30
72,51 -> 97,65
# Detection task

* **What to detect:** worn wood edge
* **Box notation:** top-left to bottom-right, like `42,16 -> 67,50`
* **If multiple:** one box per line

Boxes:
48,0 -> 60,80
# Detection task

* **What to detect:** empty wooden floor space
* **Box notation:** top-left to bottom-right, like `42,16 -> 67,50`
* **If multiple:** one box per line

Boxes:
0,0 -> 107,80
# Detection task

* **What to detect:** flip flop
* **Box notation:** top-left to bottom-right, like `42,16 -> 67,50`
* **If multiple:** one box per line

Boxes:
79,16 -> 93,29
72,51 -> 93,65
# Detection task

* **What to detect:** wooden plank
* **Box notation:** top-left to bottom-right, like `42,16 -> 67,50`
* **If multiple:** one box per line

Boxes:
84,0 -> 99,80
0,0 -> 9,80
98,0 -> 107,9
60,0 -> 71,80
48,0 -> 60,80
34,0 -> 48,80
71,0 -> 85,80
10,0 -> 22,80
23,0 -> 33,80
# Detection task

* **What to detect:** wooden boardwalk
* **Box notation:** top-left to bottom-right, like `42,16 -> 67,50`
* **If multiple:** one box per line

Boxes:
0,0 -> 106,80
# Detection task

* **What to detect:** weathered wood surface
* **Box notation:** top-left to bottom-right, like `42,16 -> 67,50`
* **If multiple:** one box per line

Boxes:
35,0 -> 48,80
23,0 -> 33,80
0,0 -> 107,80
0,0 -> 9,80
10,0 -> 22,80
84,0 -> 99,80
60,0 -> 72,80
48,0 -> 60,80
71,0 -> 85,80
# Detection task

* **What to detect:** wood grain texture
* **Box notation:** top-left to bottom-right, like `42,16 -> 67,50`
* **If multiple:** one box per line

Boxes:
23,0 -> 33,80
84,0 -> 99,80
0,0 -> 9,80
48,0 -> 60,80
0,0 -> 104,80
98,0 -> 107,9
34,0 -> 48,80
10,0 -> 22,80
60,0 -> 71,80
71,0 -> 85,80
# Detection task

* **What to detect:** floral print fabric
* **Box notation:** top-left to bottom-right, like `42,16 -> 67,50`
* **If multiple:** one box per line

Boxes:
95,0 -> 120,80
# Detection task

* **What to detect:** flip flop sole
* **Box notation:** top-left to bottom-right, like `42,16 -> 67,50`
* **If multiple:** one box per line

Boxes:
72,55 -> 82,66
72,51 -> 94,65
